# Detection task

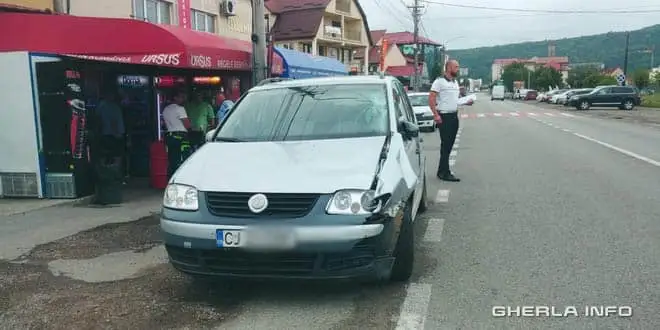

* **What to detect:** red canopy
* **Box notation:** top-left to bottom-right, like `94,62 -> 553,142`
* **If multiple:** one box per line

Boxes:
0,12 -> 283,73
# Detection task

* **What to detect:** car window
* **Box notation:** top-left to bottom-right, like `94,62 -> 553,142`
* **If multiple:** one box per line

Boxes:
396,83 -> 416,123
392,87 -> 408,122
613,87 -> 633,94
596,87 -> 612,94
216,84 -> 390,142
408,94 -> 428,107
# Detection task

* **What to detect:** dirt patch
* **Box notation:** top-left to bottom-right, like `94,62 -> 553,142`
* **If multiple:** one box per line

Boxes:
0,260 -> 243,329
581,108 -> 660,126
19,214 -> 161,262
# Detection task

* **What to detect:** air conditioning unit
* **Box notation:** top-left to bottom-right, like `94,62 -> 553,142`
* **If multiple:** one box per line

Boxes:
221,0 -> 237,16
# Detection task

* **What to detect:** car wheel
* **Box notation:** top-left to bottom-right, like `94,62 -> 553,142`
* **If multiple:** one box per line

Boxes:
390,201 -> 415,282
418,174 -> 428,214
622,99 -> 634,110
579,101 -> 590,110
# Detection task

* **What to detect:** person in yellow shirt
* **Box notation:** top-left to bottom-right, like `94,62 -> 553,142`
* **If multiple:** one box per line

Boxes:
185,90 -> 215,149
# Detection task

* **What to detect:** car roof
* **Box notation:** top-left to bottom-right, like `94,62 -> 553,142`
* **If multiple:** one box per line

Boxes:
250,75 -> 394,92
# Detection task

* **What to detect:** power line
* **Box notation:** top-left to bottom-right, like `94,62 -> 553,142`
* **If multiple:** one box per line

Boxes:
374,1 -> 411,28
419,1 -> 660,14
428,11 -> 660,20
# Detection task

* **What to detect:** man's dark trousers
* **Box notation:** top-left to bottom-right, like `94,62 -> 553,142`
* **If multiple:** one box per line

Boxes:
437,112 -> 459,176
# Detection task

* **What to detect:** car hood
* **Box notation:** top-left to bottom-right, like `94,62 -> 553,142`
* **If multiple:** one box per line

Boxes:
171,136 -> 386,194
412,106 -> 432,115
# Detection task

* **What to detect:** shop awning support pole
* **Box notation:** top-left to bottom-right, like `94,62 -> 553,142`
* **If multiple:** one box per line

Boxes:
251,0 -> 267,86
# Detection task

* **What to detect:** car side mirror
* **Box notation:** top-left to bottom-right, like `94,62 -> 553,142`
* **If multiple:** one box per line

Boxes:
205,129 -> 217,142
399,120 -> 419,139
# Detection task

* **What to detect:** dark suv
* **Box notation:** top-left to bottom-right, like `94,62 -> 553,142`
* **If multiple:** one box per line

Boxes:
571,85 -> 641,110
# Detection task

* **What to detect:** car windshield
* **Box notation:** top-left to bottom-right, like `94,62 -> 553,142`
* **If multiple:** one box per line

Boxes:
215,84 -> 389,142
408,94 -> 428,107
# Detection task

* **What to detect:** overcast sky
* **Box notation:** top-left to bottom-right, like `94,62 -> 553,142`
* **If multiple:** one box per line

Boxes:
360,0 -> 660,49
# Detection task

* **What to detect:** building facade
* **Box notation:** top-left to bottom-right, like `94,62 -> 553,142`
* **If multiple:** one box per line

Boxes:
492,56 -> 570,83
266,0 -> 372,74
355,29 -> 406,74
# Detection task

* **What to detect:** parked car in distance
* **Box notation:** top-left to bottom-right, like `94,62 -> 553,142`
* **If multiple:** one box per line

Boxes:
552,90 -> 572,104
492,85 -> 505,100
408,92 -> 435,132
564,89 -> 593,106
162,75 -> 428,283
524,90 -> 538,100
571,85 -> 641,110
542,89 -> 566,102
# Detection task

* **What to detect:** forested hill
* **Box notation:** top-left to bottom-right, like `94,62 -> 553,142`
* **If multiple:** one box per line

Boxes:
449,24 -> 660,81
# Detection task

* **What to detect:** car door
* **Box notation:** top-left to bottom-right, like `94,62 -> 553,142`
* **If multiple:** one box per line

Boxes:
592,87 -> 612,106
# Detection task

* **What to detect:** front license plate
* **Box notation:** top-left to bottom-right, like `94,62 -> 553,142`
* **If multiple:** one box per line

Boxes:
216,229 -> 243,248
244,228 -> 295,250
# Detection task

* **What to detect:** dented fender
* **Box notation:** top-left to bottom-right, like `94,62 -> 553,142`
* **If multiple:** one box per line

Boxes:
374,134 -> 420,217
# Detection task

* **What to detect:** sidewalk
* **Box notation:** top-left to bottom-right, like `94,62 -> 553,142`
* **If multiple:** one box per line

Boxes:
0,192 -> 161,260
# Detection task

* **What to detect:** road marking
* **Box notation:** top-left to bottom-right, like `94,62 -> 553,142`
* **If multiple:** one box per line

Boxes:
561,113 -> 575,117
510,112 -> 520,116
573,133 -> 660,167
449,159 -> 456,166
435,189 -> 450,203
493,113 -> 502,117
454,143 -> 459,149
544,112 -> 555,116
528,112 -> 538,116
396,283 -> 433,330
450,150 -> 458,157
423,218 -> 445,242
477,113 -> 485,118
460,114 -> 468,118
561,128 -> 571,132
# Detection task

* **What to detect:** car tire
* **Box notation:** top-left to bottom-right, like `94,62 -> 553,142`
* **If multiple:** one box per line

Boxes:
622,99 -> 634,110
579,101 -> 590,110
390,201 -> 415,282
418,174 -> 428,214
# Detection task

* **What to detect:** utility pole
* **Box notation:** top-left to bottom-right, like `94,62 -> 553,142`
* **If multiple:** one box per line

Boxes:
251,0 -> 267,86
409,0 -> 424,91
623,31 -> 630,83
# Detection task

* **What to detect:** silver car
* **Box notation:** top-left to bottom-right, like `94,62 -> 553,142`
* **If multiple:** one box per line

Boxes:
161,76 -> 428,283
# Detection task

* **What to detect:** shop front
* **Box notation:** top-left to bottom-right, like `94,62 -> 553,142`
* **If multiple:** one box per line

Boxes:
0,13 -> 282,199
272,47 -> 348,79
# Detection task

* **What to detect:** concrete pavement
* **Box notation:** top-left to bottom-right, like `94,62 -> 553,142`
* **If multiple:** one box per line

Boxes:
1,98 -> 660,328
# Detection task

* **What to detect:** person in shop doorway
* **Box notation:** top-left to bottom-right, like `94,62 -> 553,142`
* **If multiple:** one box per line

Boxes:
216,91 -> 235,123
186,90 -> 215,150
163,90 -> 192,178
97,89 -> 126,183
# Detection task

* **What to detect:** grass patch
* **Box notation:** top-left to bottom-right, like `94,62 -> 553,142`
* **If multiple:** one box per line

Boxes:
641,94 -> 660,108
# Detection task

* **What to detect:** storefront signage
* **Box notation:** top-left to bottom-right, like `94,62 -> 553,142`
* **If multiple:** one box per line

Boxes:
193,76 -> 221,84
228,17 -> 250,34
117,75 -> 149,87
141,54 -> 181,66
178,0 -> 191,29
190,54 -> 213,68
155,76 -> 186,87
217,59 -> 250,70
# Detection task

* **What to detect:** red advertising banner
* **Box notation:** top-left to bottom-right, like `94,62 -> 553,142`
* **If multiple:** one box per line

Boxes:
178,0 -> 191,29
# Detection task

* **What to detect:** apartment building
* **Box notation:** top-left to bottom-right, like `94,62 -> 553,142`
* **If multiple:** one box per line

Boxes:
266,0 -> 373,74
492,56 -> 570,82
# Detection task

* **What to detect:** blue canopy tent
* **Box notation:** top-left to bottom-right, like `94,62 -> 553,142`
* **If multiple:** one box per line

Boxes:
273,47 -> 348,79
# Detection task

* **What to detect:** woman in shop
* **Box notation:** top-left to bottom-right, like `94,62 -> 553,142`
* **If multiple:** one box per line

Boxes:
162,90 -> 192,178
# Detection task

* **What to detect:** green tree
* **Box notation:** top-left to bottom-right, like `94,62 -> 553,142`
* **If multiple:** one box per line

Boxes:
598,75 -> 617,85
501,63 -> 531,91
566,67 -> 601,88
632,69 -> 650,88
653,71 -> 660,88
533,66 -> 563,90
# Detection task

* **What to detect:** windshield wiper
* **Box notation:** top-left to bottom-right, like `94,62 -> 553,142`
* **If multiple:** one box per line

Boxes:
214,137 -> 245,142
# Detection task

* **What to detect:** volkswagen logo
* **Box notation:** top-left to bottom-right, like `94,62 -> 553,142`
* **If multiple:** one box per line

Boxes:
247,193 -> 268,213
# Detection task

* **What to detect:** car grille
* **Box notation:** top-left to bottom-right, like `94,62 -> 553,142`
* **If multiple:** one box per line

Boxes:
166,241 -> 376,276
205,192 -> 320,218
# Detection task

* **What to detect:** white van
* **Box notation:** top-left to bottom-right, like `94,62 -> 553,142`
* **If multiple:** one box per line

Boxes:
491,85 -> 505,101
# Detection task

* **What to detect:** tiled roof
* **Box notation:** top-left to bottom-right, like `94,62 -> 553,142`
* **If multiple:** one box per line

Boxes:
383,31 -> 440,46
270,8 -> 325,41
267,0 -> 374,45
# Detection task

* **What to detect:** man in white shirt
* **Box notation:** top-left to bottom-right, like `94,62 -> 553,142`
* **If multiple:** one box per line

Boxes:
162,90 -> 192,178
428,59 -> 472,182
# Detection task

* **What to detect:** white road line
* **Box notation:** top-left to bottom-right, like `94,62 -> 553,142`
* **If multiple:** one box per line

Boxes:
573,133 -> 660,167
395,283 -> 433,330
453,143 -> 459,149
493,113 -> 502,117
510,112 -> 520,116
449,159 -> 456,166
561,128 -> 571,132
435,189 -> 450,203
544,112 -> 555,116
528,112 -> 538,116
561,113 -> 575,117
450,150 -> 458,157
423,218 -> 445,242
477,113 -> 485,118
460,114 -> 468,118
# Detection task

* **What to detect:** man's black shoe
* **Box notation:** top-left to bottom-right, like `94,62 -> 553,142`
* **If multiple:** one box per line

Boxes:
440,173 -> 460,182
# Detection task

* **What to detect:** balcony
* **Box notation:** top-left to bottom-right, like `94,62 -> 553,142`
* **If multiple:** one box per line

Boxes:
323,25 -> 342,41
344,29 -> 361,42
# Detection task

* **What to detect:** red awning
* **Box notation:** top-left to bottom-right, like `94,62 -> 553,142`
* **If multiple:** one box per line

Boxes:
0,12 -> 285,72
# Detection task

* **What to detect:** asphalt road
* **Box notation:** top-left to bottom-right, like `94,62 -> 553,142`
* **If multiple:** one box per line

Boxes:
2,98 -> 660,329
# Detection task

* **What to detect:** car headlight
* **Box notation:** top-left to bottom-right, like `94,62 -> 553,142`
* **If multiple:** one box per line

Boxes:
326,189 -> 380,215
163,184 -> 199,211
